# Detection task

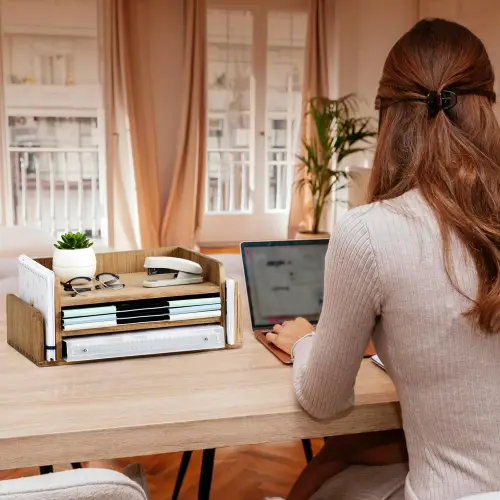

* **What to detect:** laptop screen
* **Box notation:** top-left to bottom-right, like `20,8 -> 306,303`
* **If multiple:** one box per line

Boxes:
241,240 -> 329,329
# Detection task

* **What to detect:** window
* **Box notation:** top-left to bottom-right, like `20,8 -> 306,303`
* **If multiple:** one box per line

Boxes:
266,11 -> 307,211
205,6 -> 307,217
206,9 -> 253,214
8,115 -> 102,239
1,0 -> 107,243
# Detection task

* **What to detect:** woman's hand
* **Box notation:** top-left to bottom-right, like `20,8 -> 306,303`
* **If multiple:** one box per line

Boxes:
266,317 -> 315,355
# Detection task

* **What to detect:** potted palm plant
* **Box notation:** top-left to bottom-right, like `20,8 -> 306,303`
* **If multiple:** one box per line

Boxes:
52,231 -> 96,281
295,94 -> 377,238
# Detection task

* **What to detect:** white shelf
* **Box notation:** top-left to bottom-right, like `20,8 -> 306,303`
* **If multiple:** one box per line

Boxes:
5,83 -> 101,110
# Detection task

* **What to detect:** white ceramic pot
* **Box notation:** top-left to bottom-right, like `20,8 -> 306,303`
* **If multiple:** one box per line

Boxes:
52,247 -> 96,281
295,231 -> 330,240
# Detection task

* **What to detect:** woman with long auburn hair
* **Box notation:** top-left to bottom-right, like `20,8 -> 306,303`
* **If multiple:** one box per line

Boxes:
265,18 -> 500,500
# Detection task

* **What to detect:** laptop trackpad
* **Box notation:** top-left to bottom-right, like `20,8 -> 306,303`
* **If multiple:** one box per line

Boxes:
255,330 -> 292,365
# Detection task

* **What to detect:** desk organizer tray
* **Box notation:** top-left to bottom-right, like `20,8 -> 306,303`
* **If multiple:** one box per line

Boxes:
6,247 -> 242,366
63,324 -> 226,362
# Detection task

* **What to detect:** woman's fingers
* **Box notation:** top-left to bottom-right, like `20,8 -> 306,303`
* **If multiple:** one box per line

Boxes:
266,332 -> 279,345
266,330 -> 293,355
273,323 -> 283,332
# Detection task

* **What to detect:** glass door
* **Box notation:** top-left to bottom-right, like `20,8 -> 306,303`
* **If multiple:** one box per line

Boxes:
199,4 -> 307,244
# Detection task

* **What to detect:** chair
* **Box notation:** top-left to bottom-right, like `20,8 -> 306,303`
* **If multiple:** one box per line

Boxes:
0,468 -> 147,500
459,494 -> 500,499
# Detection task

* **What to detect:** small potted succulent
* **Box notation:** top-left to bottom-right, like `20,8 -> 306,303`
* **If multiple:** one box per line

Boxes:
52,232 -> 96,281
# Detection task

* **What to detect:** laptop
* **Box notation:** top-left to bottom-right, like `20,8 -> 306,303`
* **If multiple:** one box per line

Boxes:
241,239 -> 375,364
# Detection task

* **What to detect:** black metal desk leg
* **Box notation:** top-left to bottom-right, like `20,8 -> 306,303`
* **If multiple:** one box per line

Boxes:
198,448 -> 216,500
301,439 -> 314,463
39,465 -> 54,475
172,450 -> 193,500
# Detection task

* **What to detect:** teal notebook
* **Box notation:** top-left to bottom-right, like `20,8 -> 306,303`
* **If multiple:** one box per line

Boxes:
62,305 -> 117,318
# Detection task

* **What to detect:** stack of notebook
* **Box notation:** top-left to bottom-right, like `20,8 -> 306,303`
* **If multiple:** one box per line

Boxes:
61,295 -> 222,331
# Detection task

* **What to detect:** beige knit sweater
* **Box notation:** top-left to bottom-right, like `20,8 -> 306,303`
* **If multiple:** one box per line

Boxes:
293,190 -> 500,500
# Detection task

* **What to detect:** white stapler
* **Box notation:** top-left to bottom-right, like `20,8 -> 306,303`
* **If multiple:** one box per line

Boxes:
143,256 -> 204,288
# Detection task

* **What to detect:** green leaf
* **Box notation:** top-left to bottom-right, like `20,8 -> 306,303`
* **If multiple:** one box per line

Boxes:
294,93 -> 377,230
55,231 -> 93,250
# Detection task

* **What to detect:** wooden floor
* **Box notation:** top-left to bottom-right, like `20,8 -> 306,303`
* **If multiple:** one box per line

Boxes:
199,245 -> 240,255
0,440 -> 323,499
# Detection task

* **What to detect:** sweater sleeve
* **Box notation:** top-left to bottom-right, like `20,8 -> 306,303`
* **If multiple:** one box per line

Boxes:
292,211 -> 382,420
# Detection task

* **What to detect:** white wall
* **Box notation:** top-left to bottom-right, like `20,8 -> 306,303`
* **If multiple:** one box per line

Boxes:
333,0 -> 500,154
332,0 -> 500,225
330,0 -> 419,225
419,0 -> 500,121
333,0 -> 419,141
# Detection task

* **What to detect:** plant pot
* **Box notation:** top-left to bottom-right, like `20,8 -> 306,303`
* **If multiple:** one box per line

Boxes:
295,231 -> 330,240
52,247 -> 96,281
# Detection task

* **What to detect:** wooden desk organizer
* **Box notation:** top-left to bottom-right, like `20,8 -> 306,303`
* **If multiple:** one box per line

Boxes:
7,247 -> 242,367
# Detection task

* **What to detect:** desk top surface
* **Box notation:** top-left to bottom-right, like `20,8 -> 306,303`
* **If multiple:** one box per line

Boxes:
0,254 -> 400,470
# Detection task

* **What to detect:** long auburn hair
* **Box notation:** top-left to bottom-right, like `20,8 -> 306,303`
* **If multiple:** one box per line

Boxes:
369,18 -> 500,333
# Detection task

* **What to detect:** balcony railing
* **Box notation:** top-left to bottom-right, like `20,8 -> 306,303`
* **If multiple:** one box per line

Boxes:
267,149 -> 292,211
9,148 -> 106,241
206,149 -> 251,213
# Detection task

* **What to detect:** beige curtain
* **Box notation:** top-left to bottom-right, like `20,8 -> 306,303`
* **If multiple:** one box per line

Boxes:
100,0 -> 141,249
106,0 -> 165,249
287,0 -> 331,238
101,0 -> 206,249
160,0 -> 207,248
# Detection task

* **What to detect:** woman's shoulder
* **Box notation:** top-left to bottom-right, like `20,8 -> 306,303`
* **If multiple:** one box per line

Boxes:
333,190 -> 433,245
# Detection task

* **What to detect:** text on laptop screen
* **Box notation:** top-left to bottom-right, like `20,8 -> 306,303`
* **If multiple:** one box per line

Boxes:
243,242 -> 328,328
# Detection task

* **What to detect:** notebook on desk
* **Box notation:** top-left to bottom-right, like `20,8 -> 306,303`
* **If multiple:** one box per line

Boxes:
241,240 -> 375,364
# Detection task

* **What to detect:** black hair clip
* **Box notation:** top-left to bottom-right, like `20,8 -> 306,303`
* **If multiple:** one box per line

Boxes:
427,89 -> 458,118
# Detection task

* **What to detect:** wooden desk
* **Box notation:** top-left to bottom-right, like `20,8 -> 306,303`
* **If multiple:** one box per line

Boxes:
0,255 -> 401,471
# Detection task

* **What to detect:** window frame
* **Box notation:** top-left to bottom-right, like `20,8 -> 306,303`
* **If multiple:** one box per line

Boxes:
205,0 -> 308,215
200,0 -> 308,243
